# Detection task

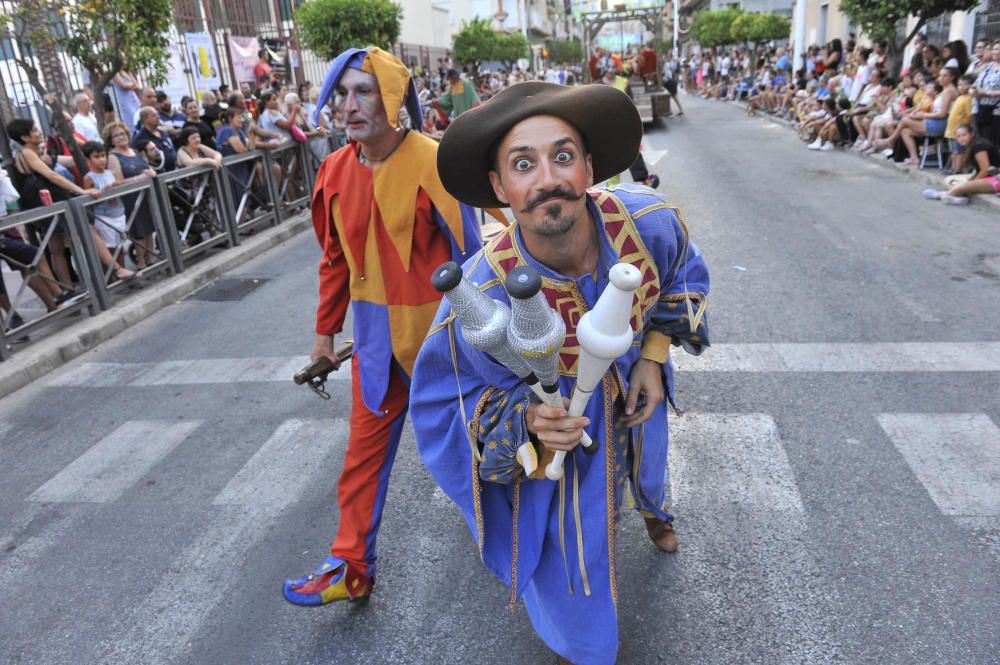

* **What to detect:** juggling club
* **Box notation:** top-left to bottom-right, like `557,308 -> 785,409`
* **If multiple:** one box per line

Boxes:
504,265 -> 593,481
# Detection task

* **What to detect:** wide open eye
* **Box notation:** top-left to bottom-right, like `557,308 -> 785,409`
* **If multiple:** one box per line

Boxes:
513,158 -> 532,171
554,150 -> 573,164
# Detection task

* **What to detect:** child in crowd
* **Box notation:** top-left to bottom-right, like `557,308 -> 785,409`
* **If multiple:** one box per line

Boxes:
944,74 -> 975,173
924,123 -> 1000,204
81,141 -> 128,260
804,98 -> 835,147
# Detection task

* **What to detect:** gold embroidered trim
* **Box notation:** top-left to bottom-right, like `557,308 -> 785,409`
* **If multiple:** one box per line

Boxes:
603,373 -> 618,608
631,202 -> 672,219
659,291 -> 700,302
507,478 -> 521,612
469,386 -> 497,442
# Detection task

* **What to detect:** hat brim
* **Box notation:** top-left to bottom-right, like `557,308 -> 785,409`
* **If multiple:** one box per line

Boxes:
437,82 -> 642,208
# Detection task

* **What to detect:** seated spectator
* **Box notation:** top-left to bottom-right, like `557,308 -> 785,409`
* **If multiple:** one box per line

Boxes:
849,69 -> 888,150
812,96 -> 854,151
804,98 -> 836,148
876,70 -> 956,165
1,227 -> 62,316
182,98 -> 217,150
923,124 -> 1000,204
133,106 -> 177,171
6,118 -> 100,292
175,126 -> 223,170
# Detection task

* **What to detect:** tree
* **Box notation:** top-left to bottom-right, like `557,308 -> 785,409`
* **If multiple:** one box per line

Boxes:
731,12 -> 790,74
2,0 -> 173,170
452,17 -> 498,73
493,32 -> 529,70
688,7 -> 742,49
296,0 -> 403,62
840,0 -> 979,77
549,39 -> 582,65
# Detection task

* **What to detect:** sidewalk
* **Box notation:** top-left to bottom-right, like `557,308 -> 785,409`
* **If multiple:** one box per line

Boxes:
719,94 -> 1000,214
0,213 -> 312,400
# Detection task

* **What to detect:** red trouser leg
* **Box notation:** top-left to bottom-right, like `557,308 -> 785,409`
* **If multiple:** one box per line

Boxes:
329,355 -> 409,577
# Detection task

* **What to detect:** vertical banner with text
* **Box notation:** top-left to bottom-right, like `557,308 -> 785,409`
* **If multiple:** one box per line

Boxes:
185,32 -> 222,92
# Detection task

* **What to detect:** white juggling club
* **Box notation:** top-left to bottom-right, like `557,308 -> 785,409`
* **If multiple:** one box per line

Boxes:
566,261 -> 643,452
504,265 -> 593,481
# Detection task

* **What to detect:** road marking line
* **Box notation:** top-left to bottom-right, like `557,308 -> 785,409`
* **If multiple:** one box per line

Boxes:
94,418 -> 346,665
672,342 -> 1000,372
878,413 -> 1000,520
214,418 -> 346,509
27,420 -> 202,504
46,355 -> 347,387
669,413 -> 804,513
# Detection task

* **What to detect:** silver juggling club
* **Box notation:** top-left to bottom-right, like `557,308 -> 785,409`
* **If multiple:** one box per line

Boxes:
432,262 -> 545,475
504,265 -> 594,481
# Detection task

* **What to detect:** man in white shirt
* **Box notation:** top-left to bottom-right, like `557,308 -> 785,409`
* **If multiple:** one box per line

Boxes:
71,93 -> 100,142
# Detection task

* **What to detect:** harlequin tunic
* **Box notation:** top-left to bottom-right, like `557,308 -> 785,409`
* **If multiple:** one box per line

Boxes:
410,185 -> 710,665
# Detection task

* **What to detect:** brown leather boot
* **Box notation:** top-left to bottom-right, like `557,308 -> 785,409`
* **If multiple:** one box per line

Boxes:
644,516 -> 678,553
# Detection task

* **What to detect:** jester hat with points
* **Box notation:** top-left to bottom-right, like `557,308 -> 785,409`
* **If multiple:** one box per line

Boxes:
312,47 -> 423,130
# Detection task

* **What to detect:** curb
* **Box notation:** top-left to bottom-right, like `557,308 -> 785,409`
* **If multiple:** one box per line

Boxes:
0,214 -> 312,400
723,98 -> 1000,214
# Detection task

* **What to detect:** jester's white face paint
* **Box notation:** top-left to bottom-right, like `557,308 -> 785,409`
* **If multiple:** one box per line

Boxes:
334,68 -> 391,144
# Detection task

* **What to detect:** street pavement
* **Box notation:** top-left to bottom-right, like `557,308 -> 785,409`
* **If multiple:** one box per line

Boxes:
1,92 -> 998,665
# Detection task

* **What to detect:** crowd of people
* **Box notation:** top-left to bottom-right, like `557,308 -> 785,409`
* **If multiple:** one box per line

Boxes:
672,35 -> 1000,206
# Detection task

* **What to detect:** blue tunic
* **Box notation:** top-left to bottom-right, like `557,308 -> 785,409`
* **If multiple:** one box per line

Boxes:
410,185 -> 710,665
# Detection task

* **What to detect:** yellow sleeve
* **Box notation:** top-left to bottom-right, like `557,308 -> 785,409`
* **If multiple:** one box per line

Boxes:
640,331 -> 672,364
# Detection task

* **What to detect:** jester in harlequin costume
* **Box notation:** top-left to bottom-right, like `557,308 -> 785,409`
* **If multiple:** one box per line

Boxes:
282,47 -> 487,606
409,82 -> 711,665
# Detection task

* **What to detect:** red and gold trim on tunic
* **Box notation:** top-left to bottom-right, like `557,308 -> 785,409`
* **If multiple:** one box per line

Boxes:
483,189 -> 660,376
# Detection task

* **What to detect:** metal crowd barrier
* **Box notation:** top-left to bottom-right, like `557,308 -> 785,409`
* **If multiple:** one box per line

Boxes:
219,150 -> 280,234
268,141 -> 314,223
153,164 -> 237,265
68,176 -> 176,310
1,143 -> 330,360
0,202 -> 100,359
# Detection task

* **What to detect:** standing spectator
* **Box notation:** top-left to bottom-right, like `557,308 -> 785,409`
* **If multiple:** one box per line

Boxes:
175,126 -> 223,169
132,87 -> 157,128
156,92 -> 185,139
72,93 -> 101,142
182,98 -> 217,150
257,91 -> 294,140
200,91 -> 224,132
112,70 -> 142,131
973,40 -> 1000,146
924,124 -> 1000,204
254,48 -> 273,88
437,69 -> 480,117
81,141 -> 131,273
133,107 -> 177,171
944,74 -> 975,173
103,121 -> 158,269
968,40 -> 987,75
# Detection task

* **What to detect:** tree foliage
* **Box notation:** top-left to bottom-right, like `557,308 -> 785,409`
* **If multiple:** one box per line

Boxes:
731,13 -> 790,45
452,18 -> 528,70
549,39 -> 582,64
840,0 -> 979,75
296,0 -> 403,61
1,0 -> 173,166
688,8 -> 742,48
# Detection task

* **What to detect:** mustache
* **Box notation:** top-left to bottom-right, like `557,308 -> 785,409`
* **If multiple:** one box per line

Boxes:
521,187 -> 584,212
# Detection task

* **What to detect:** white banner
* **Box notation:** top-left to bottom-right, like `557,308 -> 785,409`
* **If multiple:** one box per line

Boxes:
185,32 -> 222,91
228,35 -> 260,86
160,26 -> 193,104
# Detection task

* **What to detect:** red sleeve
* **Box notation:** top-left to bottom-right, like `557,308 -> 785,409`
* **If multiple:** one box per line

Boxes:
313,178 -> 350,336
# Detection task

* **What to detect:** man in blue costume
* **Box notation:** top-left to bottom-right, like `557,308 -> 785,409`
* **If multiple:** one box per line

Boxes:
410,82 -> 710,665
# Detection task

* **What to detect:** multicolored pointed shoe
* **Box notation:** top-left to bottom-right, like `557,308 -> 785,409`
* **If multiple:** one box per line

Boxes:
282,556 -> 374,606
643,175 -> 660,189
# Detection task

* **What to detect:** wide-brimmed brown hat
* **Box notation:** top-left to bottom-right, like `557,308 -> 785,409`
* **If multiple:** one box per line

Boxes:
437,81 -> 642,208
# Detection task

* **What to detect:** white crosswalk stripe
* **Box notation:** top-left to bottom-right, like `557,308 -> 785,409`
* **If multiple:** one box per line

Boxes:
95,418 -> 348,665
671,342 -> 1000,372
663,413 -> 836,662
28,420 -> 203,503
878,413 -> 1000,528
46,356 -> 349,388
